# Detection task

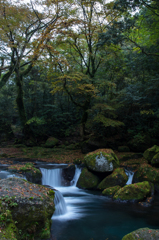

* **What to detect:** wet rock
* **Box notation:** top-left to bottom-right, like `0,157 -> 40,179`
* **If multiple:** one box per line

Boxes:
84,149 -> 119,173
122,227 -> 159,240
62,164 -> 75,182
133,163 -> 159,184
0,178 -> 55,240
113,181 -> 152,202
77,168 -> 100,189
97,168 -> 128,190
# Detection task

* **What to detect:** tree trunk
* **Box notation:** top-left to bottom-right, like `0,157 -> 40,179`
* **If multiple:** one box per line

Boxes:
15,73 -> 34,139
80,99 -> 90,140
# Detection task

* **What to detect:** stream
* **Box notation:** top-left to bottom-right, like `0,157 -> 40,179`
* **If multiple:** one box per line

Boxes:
40,165 -> 159,240
1,165 -> 159,239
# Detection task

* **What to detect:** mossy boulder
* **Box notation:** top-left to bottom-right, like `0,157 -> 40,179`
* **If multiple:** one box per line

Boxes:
77,168 -> 100,189
45,137 -> 59,148
151,152 -> 159,166
113,181 -> 152,202
143,145 -> 159,163
84,149 -> 119,173
102,186 -> 121,197
97,168 -> 128,190
122,227 -> 159,240
133,163 -> 159,184
0,178 -> 55,240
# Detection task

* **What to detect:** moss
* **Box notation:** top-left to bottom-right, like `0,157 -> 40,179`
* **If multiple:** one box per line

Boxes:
122,228 -> 159,240
77,168 -> 100,189
40,219 -> 51,239
102,186 -> 121,197
113,181 -> 151,202
97,168 -> 128,190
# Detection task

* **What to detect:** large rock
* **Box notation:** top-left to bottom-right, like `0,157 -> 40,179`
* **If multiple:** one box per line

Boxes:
62,164 -> 75,183
45,137 -> 59,148
113,181 -> 152,202
97,168 -> 128,190
84,149 -> 119,173
9,163 -> 42,184
77,168 -> 100,189
143,145 -> 159,163
152,152 -> 159,166
0,178 -> 55,239
122,228 -> 159,240
133,163 -> 159,184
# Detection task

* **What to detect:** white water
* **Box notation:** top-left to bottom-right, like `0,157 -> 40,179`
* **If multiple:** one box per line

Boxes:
40,165 -> 90,220
125,169 -> 134,185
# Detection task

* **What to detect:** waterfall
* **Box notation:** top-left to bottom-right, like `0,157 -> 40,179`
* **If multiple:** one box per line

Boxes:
53,190 -> 67,216
40,166 -> 67,217
40,168 -> 62,187
71,166 -> 81,186
125,169 -> 134,185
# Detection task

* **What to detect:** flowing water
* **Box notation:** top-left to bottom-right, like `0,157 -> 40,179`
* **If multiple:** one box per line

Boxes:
40,166 -> 159,240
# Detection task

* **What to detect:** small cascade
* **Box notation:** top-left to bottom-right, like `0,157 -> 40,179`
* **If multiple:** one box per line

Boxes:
71,166 -> 81,186
125,169 -> 134,185
53,190 -> 67,216
40,168 -> 62,187
40,166 -> 67,217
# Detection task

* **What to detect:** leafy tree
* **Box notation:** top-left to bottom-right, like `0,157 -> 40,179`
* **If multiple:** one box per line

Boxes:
0,0 -> 64,139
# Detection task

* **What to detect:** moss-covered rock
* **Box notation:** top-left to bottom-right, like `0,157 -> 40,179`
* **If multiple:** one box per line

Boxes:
122,227 -> 159,240
152,152 -> 159,166
97,168 -> 128,190
102,186 -> 121,197
45,137 -> 59,148
143,145 -> 159,163
113,181 -> 152,202
9,163 -> 42,184
0,178 -> 55,240
84,149 -> 119,173
133,163 -> 159,184
77,168 -> 100,189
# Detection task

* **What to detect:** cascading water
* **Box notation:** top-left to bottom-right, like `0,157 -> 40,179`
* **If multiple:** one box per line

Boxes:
40,168 -> 62,187
125,169 -> 134,185
40,167 -> 67,216
71,166 -> 81,186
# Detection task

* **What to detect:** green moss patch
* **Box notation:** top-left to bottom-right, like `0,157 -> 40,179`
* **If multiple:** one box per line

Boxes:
102,186 -> 121,197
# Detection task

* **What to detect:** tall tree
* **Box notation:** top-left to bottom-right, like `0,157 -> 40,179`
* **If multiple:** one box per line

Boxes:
0,0 -> 64,139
